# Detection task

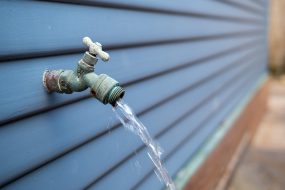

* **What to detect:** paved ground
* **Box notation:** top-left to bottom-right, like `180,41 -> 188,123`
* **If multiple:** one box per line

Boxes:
226,80 -> 285,190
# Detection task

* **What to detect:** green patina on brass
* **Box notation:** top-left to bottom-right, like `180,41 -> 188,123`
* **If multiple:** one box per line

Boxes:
43,37 -> 125,106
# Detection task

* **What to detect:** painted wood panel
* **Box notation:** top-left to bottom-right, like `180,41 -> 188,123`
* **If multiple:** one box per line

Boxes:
0,36 -> 262,124
0,45 -> 262,185
0,0 -> 268,189
213,0 -> 265,15
2,56 -> 266,190
0,1 -> 262,60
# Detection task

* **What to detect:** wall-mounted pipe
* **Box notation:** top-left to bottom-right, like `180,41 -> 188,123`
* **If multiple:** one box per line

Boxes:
43,37 -> 125,106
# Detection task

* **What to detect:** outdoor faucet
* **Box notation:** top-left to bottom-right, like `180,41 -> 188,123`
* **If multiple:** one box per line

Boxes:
43,37 -> 125,106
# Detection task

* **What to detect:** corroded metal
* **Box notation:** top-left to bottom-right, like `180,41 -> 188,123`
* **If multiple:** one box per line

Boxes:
43,70 -> 63,93
42,37 -> 125,106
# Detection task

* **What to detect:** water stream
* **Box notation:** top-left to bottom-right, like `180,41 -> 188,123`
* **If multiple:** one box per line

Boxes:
112,99 -> 176,190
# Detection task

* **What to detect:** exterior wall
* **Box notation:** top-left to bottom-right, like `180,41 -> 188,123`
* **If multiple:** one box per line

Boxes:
0,1 -> 268,189
185,79 -> 269,190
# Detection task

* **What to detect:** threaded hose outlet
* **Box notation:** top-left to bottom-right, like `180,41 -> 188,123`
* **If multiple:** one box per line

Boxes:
107,86 -> 125,106
91,74 -> 125,106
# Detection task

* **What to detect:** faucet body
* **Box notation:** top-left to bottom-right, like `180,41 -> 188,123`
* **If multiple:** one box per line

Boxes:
43,38 -> 124,106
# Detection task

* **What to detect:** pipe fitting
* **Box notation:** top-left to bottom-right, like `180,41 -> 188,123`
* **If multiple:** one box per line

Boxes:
42,37 -> 125,106
43,70 -> 87,94
76,52 -> 97,78
43,70 -> 63,93
90,74 -> 125,105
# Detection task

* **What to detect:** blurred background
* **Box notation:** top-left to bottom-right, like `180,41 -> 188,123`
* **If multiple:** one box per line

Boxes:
269,0 -> 285,78
227,1 -> 285,190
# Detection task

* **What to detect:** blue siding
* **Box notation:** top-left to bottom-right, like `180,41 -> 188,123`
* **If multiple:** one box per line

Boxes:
0,0 -> 268,190
0,1 -> 261,60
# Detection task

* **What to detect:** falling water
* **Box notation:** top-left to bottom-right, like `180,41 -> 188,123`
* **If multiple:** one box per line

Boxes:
112,99 -> 176,190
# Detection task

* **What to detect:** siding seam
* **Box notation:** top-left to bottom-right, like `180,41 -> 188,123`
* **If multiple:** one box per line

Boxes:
132,60 -> 264,190
0,29 -> 264,62
0,37 -> 263,126
0,45 -> 262,189
41,0 -> 263,24
213,0 -> 264,16
84,49 -> 262,190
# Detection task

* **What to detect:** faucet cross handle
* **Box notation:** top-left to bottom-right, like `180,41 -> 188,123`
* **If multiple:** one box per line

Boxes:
83,37 -> 110,62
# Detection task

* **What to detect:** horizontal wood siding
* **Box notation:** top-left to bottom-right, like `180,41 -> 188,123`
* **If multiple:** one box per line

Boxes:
0,0 -> 268,189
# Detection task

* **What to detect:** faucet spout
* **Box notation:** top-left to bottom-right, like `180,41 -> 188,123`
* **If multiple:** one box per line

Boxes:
43,37 -> 125,106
